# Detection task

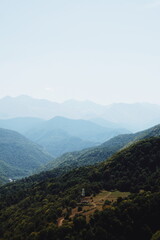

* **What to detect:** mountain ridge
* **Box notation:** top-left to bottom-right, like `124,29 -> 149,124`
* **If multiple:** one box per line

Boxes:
0,128 -> 53,184
0,95 -> 160,131
44,123 -> 160,171
25,116 -> 129,157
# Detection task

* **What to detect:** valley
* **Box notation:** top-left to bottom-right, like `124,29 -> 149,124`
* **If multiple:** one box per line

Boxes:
0,99 -> 160,239
1,0 -> 159,239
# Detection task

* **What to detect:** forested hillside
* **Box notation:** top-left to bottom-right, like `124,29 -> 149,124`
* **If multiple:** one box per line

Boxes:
0,128 -> 52,184
1,137 -> 160,239
43,124 -> 160,171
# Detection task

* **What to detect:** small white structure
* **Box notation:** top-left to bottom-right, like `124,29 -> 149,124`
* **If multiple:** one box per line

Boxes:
81,188 -> 85,197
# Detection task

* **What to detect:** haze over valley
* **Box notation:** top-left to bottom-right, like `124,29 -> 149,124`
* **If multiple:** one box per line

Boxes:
1,95 -> 160,131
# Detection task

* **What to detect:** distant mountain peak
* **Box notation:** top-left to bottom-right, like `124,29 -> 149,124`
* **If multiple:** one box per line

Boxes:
0,96 -> 160,131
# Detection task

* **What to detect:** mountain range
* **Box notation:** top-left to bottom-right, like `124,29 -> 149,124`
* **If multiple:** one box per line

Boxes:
25,116 -> 129,157
1,95 -> 160,239
44,123 -> 160,171
1,95 -> 160,131
1,117 -> 160,185
0,116 -> 129,158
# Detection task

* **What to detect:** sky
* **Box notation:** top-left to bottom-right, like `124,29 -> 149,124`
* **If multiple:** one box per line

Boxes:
0,0 -> 160,105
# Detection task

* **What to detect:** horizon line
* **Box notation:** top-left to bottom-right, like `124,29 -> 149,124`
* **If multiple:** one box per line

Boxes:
0,94 -> 159,106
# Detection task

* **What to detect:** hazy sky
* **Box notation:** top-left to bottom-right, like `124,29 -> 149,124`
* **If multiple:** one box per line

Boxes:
0,0 -> 160,104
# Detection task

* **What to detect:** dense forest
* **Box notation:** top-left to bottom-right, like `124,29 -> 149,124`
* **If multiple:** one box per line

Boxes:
1,137 -> 160,239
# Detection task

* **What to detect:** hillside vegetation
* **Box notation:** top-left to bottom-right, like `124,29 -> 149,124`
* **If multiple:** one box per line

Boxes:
43,124 -> 160,171
0,128 -> 52,184
1,137 -> 160,239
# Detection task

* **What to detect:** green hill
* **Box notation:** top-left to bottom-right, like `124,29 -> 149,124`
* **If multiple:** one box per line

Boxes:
1,137 -> 160,239
44,124 -> 160,171
102,137 -> 160,192
0,128 -> 52,183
